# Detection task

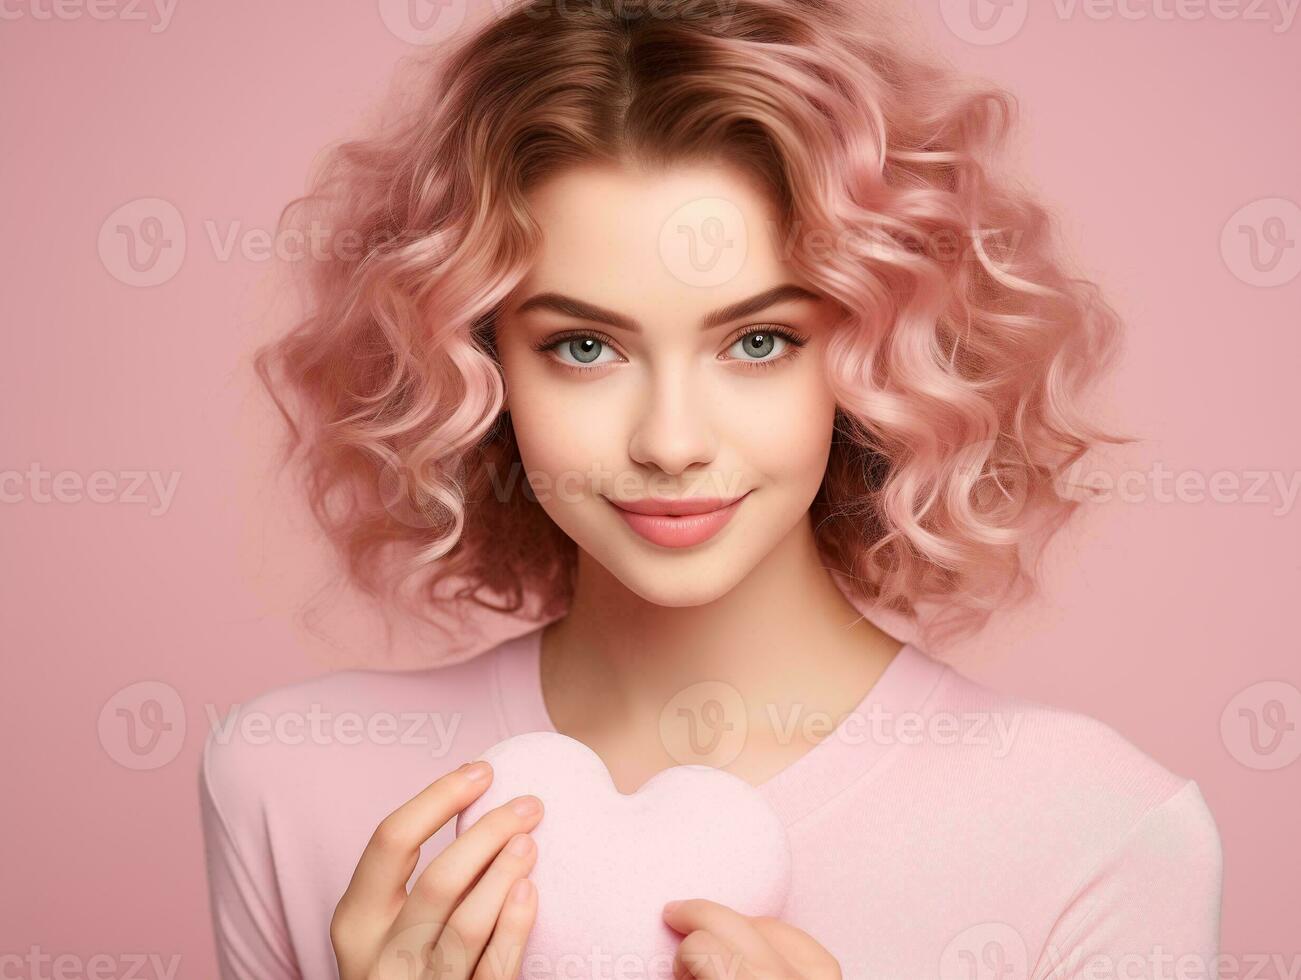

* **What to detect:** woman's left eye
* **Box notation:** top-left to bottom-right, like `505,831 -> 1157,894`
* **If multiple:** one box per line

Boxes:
724,330 -> 794,362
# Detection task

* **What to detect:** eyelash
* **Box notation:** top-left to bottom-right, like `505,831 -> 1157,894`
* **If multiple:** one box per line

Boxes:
531,326 -> 808,376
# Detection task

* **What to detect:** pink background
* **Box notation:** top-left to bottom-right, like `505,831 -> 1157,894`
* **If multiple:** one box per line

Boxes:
2,0 -> 1297,973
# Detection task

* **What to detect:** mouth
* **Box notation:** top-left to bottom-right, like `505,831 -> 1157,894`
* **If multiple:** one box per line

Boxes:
604,491 -> 751,549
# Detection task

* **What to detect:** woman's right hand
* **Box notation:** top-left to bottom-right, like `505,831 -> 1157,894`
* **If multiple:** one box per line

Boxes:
330,760 -> 543,980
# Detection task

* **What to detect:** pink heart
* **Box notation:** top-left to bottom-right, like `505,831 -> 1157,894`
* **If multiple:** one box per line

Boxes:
454,731 -> 792,980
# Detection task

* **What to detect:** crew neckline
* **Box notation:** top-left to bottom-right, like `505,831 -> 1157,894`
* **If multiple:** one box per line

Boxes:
491,623 -> 947,826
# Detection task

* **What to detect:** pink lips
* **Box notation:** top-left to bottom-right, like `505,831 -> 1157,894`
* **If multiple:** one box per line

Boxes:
606,492 -> 750,549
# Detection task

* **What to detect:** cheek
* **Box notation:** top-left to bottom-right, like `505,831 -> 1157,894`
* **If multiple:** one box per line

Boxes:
504,371 -> 625,484
723,366 -> 837,486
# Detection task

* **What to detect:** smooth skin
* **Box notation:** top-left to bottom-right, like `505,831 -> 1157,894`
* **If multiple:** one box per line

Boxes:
494,157 -> 902,797
329,760 -> 543,980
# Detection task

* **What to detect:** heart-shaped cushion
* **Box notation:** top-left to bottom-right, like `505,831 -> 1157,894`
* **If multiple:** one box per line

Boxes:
454,731 -> 792,979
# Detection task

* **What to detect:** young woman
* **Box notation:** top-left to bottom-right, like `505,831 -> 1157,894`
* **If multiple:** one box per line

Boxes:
199,0 -> 1223,977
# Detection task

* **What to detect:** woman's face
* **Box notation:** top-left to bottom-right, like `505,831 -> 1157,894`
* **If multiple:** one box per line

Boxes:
495,158 -> 844,606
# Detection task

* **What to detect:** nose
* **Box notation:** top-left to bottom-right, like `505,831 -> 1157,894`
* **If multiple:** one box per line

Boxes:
626,366 -> 718,477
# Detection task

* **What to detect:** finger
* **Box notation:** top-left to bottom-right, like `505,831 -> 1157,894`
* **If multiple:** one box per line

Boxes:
662,900 -> 788,976
440,832 -> 537,968
472,876 -> 539,980
750,916 -> 842,977
673,929 -> 757,980
334,762 -> 495,936
422,832 -> 538,975
387,794 -> 543,938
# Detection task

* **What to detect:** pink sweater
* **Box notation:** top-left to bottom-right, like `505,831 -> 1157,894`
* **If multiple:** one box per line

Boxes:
199,627 -> 1223,978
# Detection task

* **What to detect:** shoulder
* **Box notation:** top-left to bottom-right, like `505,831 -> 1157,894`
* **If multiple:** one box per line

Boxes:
912,654 -> 1222,872
922,657 -> 1188,793
198,637 -> 510,822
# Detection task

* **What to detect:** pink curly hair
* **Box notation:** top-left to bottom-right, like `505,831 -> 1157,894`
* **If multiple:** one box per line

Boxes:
257,0 -> 1132,651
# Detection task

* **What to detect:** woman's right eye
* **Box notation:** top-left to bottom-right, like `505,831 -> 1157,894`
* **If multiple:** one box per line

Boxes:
549,335 -> 620,368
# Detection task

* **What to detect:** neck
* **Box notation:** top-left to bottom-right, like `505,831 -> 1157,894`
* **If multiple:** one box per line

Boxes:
538,511 -> 904,756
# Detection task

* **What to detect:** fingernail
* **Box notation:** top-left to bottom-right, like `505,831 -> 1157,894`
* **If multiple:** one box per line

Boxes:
510,877 -> 533,904
507,833 -> 533,856
663,900 -> 681,915
512,795 -> 541,816
463,762 -> 490,781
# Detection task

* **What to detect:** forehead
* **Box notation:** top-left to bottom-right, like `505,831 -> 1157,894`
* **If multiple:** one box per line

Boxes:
516,159 -> 802,320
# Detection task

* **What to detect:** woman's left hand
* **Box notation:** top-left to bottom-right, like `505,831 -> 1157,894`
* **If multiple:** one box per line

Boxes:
661,899 -> 843,979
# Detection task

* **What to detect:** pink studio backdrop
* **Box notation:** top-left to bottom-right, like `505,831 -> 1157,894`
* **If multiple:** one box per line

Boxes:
1,0 -> 1297,974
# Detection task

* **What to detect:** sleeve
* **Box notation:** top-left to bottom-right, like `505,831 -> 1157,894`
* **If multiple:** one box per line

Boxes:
1031,780 -> 1224,980
198,727 -> 305,980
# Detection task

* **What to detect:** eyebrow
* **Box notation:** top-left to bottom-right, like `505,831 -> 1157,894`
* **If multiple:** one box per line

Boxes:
511,283 -> 824,333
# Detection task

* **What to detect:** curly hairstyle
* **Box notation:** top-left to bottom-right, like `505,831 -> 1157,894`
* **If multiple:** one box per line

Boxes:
257,0 -> 1132,652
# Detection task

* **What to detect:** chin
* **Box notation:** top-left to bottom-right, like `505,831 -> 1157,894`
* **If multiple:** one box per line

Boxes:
618,577 -> 736,608
602,550 -> 754,608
